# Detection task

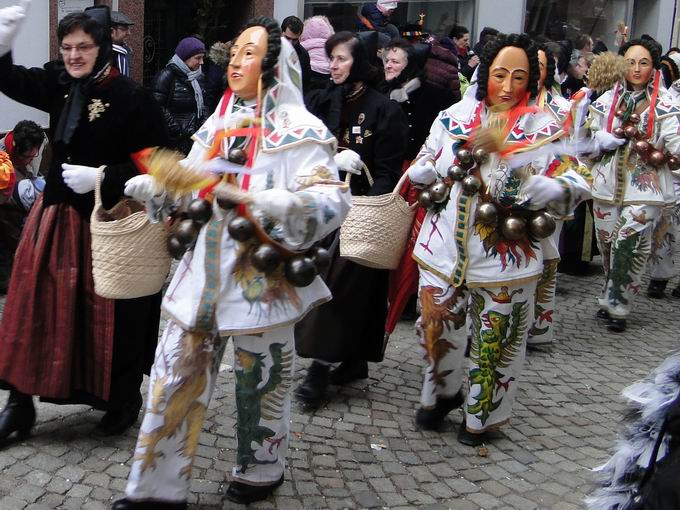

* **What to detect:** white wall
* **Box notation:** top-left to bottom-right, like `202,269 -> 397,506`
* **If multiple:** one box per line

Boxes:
0,1 -> 49,132
273,0 -> 302,24
475,0 -> 524,38
633,0 -> 675,50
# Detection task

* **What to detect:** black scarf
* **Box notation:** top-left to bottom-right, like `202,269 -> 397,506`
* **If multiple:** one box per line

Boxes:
54,7 -> 113,145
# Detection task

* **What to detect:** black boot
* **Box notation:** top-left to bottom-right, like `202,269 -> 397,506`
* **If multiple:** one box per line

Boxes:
225,474 -> 284,505
111,498 -> 187,509
0,389 -> 35,446
672,284 -> 680,298
98,393 -> 143,436
596,309 -> 610,321
647,279 -> 668,299
607,318 -> 627,333
415,391 -> 465,430
295,361 -> 329,407
457,420 -> 488,447
329,360 -> 368,385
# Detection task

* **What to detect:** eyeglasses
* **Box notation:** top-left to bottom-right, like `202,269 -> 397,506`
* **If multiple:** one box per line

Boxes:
59,43 -> 98,56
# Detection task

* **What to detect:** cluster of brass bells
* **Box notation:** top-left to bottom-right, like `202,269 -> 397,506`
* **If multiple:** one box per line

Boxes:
475,201 -> 557,240
165,147 -> 328,287
417,147 -> 489,211
225,214 -> 331,287
612,110 -> 679,169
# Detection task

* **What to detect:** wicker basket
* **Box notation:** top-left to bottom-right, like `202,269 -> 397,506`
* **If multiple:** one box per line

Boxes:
340,168 -> 416,270
90,167 -> 171,299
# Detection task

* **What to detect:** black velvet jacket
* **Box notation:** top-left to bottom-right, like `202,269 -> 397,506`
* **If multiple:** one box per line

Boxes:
306,86 -> 408,196
0,53 -> 168,218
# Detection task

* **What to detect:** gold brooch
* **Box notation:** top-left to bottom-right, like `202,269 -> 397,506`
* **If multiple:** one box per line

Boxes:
88,98 -> 110,122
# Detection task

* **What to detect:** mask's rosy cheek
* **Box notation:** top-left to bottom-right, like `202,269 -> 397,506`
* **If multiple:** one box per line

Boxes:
487,79 -> 502,105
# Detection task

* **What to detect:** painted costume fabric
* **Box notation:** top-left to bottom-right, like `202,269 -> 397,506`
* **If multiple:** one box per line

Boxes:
528,87 -> 592,346
589,83 -> 680,318
125,39 -> 350,503
414,94 -> 590,433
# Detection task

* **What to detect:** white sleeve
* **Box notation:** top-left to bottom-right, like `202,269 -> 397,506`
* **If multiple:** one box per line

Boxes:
279,143 -> 352,250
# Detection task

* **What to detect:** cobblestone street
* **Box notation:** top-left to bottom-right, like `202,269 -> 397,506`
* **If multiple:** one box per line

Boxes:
0,262 -> 678,510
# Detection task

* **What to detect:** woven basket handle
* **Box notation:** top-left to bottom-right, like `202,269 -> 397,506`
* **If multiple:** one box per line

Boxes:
392,170 -> 412,198
343,163 -> 375,187
92,165 -> 107,212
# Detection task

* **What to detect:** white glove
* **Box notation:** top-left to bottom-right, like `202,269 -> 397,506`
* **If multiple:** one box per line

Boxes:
334,150 -> 363,175
124,174 -> 163,201
62,163 -> 98,194
521,175 -> 565,209
251,188 -> 302,222
594,130 -> 626,152
0,0 -> 30,58
407,157 -> 437,185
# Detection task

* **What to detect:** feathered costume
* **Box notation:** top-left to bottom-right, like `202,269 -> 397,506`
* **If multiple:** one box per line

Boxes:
587,352 -> 680,510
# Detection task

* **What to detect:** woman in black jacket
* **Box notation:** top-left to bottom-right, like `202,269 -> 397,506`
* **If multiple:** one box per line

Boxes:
296,31 -> 408,407
0,5 -> 168,443
151,37 -> 209,155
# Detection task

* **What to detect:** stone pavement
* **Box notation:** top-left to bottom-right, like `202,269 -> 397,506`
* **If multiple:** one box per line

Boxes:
0,262 -> 678,510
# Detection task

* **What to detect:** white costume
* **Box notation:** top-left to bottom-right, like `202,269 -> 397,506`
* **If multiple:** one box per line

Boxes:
124,39 -> 350,503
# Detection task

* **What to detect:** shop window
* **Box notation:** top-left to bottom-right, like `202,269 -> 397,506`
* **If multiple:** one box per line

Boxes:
524,0 -> 630,50
303,0 -> 475,40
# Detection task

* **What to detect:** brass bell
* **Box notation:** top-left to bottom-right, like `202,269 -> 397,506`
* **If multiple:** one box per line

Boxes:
475,202 -> 498,225
648,150 -> 667,167
228,148 -> 248,165
285,256 -> 317,287
167,236 -> 186,260
447,165 -> 467,182
500,216 -> 526,241
615,108 -> 626,118
456,148 -> 475,170
227,216 -> 255,242
668,155 -> 680,170
187,199 -> 213,225
624,125 -> 639,139
528,212 -> 556,239
308,246 -> 331,271
418,190 -> 434,209
613,127 -> 625,138
175,219 -> 200,246
629,113 -> 641,124
462,175 -> 481,195
633,140 -> 650,155
251,244 -> 282,274
428,181 -> 450,203
473,148 -> 489,165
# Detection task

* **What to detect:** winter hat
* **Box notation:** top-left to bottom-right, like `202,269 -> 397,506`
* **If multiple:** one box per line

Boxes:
175,37 -> 206,61
377,0 -> 398,14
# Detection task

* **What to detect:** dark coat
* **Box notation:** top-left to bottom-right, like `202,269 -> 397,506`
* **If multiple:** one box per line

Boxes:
0,53 -> 167,407
294,43 -> 312,95
203,59 -> 227,112
0,54 -> 168,218
306,85 -> 408,196
390,80 -> 454,161
151,63 -> 209,154
297,85 -> 408,363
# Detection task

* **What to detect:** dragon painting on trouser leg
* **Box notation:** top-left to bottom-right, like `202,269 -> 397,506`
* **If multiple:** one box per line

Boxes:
417,269 -> 535,434
125,322 -> 295,502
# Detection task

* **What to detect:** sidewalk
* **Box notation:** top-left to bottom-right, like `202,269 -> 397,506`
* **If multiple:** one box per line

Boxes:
0,264 -> 677,509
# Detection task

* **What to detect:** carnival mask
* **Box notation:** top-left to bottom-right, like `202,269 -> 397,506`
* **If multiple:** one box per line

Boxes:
486,46 -> 530,110
228,26 -> 268,100
624,45 -> 654,91
537,49 -> 548,90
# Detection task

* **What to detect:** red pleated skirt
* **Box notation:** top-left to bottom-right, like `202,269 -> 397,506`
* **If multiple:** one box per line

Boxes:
0,197 -> 114,400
